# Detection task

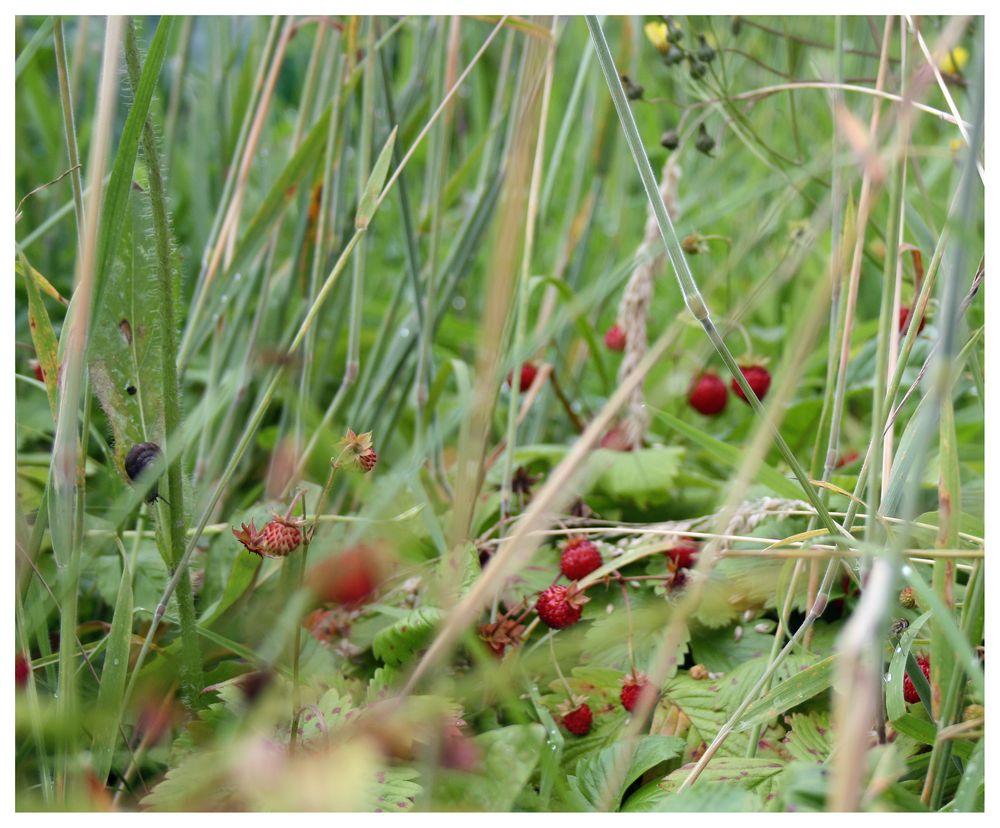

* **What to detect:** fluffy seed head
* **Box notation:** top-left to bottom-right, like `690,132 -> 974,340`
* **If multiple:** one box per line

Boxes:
338,429 -> 377,472
560,538 -> 603,581
561,703 -> 593,736
731,365 -> 772,404
903,655 -> 931,704
688,372 -> 728,415
535,585 -> 588,629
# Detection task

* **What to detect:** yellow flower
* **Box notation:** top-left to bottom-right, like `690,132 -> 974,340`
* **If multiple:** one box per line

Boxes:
939,46 -> 969,75
644,20 -> 670,54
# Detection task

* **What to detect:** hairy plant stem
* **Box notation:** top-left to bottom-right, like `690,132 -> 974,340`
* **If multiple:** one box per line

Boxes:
124,18 -> 203,705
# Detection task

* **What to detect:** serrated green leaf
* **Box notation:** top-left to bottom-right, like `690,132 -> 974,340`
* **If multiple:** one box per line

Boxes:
735,654 -> 836,732
570,734 -> 685,810
89,194 -> 166,469
586,446 -> 684,504
372,606 -> 442,667
92,16 -> 172,317
431,724 -> 546,811
356,126 -> 397,229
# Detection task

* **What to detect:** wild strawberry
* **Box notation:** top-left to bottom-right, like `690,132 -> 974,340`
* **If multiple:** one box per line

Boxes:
666,538 -> 699,569
535,584 -> 588,629
731,365 -> 771,404
899,306 -> 926,335
338,428 -> 377,472
560,538 -> 602,581
599,423 -> 636,451
620,673 -> 653,712
15,653 -> 31,689
688,372 -> 728,415
689,664 -> 708,680
311,545 -> 386,606
604,325 -> 626,352
233,515 -> 304,558
508,361 -> 538,392
903,655 -> 931,704
29,359 -> 44,383
899,586 -> 917,609
561,703 -> 593,736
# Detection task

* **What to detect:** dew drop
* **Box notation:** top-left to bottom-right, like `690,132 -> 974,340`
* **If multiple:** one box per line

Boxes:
883,672 -> 892,683
901,565 -> 912,577
399,327 -> 410,338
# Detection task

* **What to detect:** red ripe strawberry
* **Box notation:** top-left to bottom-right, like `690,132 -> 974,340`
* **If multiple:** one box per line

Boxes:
620,673 -> 653,712
560,538 -> 602,581
903,655 -> 931,704
29,359 -> 45,383
15,653 -> 31,689
899,306 -> 926,335
312,545 -> 386,606
731,365 -> 771,404
535,584 -> 588,629
666,538 -> 699,569
604,325 -> 626,352
508,361 -> 538,392
688,372 -> 728,415
562,703 -> 593,736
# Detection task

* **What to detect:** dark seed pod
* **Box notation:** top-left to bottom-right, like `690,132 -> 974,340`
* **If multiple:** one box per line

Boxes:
689,59 -> 707,79
620,74 -> 644,101
662,44 -> 686,66
125,442 -> 163,503
660,130 -> 680,150
666,19 -> 684,44
695,123 -> 716,156
126,384 -> 137,396
731,16 -> 743,36
696,35 -> 716,64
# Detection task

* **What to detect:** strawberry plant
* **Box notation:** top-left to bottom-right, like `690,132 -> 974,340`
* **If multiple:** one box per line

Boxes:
13,13 -> 984,813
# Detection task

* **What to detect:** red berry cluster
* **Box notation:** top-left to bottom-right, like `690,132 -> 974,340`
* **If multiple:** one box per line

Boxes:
688,365 -> 771,415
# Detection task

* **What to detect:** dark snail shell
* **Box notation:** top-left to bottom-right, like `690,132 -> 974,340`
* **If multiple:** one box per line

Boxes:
125,442 -> 163,503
